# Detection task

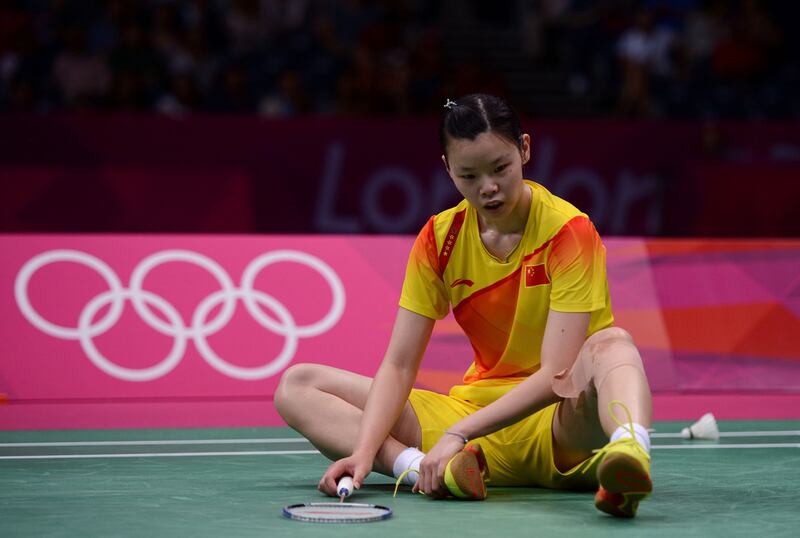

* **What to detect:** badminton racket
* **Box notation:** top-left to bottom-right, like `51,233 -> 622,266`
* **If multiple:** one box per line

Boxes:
282,502 -> 392,523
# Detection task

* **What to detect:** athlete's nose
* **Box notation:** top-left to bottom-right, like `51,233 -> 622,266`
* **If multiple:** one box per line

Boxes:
480,178 -> 499,197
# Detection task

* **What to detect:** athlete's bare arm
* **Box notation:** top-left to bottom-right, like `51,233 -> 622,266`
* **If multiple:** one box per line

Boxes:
317,307 -> 434,493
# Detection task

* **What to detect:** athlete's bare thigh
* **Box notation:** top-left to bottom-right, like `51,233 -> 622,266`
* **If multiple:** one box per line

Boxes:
551,385 -> 606,471
282,363 -> 422,448
549,331 -> 612,472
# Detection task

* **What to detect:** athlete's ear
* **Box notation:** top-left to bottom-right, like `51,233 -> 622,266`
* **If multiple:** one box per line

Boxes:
441,154 -> 451,173
520,134 -> 531,165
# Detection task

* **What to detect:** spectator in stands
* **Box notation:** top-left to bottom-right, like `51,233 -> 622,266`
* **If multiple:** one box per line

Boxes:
156,71 -> 203,116
211,61 -> 255,112
616,8 -> 679,117
51,26 -> 110,109
108,20 -> 166,110
258,68 -> 312,116
224,0 -> 269,56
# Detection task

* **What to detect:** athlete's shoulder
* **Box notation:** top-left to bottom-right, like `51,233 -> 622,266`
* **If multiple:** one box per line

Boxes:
528,180 -> 587,222
527,180 -> 592,240
428,198 -> 470,251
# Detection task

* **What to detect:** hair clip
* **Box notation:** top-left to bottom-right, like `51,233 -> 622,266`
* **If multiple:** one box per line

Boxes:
443,98 -> 457,109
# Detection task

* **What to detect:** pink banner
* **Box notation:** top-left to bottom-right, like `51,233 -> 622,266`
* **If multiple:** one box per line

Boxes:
1,234 -> 798,428
1,235 -> 411,400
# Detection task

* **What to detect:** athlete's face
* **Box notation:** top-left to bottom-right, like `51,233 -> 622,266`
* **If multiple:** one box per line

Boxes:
443,131 -> 531,221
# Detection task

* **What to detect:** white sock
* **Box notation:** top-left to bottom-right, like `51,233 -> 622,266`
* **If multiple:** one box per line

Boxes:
610,423 -> 651,453
392,447 -> 425,486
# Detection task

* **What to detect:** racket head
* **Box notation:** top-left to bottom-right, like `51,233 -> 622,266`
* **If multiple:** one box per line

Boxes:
282,502 -> 393,523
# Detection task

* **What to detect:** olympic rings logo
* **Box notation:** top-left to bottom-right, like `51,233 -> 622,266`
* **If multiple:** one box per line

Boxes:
14,249 -> 345,382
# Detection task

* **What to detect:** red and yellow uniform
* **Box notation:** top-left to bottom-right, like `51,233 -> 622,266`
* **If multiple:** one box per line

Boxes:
401,180 -> 613,488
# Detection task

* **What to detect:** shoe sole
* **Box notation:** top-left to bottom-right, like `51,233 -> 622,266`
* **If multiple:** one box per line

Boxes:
595,452 -> 652,518
444,445 -> 488,500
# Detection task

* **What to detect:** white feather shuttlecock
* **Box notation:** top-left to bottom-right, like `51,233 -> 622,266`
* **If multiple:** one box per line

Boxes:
681,412 -> 719,441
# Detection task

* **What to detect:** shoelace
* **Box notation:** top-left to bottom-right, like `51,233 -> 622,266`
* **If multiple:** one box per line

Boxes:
393,468 -> 421,498
592,399 -> 647,456
609,399 -> 635,436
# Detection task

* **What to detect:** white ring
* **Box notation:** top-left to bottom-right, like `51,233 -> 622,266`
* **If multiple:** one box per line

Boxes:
14,250 -> 124,340
240,250 -> 346,338
129,250 -> 237,338
79,289 -> 187,382
193,289 -> 298,380
15,248 -> 346,381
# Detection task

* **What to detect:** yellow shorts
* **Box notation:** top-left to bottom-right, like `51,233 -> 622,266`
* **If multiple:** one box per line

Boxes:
408,385 -> 602,490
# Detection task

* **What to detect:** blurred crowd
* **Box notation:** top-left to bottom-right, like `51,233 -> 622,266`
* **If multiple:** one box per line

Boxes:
0,0 -> 796,118
553,0 -> 799,118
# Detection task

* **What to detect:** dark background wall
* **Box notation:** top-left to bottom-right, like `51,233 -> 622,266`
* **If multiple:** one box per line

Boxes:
1,0 -> 798,236
2,115 -> 799,236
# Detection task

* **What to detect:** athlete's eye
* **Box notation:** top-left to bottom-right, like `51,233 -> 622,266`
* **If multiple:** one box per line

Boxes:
494,164 -> 509,173
459,174 -> 475,180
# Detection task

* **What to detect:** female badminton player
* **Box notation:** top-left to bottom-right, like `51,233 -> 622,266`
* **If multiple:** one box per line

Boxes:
275,93 -> 654,518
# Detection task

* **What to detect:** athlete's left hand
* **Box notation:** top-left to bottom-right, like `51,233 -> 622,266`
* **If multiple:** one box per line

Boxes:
415,434 -> 465,498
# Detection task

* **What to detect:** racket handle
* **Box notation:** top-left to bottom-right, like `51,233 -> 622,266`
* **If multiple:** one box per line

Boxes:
337,476 -> 354,498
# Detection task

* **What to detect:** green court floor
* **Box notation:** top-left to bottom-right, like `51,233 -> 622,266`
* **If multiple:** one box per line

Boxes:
1,421 -> 799,538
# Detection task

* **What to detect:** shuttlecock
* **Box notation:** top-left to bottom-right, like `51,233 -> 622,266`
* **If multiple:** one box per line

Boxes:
681,412 -> 719,441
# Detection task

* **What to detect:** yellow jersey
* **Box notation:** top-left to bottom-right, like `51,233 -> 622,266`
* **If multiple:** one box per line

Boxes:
399,180 -> 613,403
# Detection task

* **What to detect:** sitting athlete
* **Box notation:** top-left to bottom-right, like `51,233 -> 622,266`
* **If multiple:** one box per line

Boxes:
275,93 -> 654,518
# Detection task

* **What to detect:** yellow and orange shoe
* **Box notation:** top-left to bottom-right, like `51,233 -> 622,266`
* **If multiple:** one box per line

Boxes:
443,443 -> 490,500
593,401 -> 652,518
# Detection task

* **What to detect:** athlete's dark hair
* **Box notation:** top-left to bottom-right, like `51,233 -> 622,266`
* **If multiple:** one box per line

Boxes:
439,94 -> 523,162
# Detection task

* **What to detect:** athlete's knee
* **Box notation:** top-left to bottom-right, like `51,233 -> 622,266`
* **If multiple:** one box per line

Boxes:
585,327 -> 633,351
584,327 -> 646,385
274,363 -> 324,420
553,327 -> 643,399
278,362 -> 324,390
582,327 -> 635,363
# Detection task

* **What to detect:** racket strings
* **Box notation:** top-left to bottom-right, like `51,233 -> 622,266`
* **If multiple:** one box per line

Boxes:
283,502 -> 392,523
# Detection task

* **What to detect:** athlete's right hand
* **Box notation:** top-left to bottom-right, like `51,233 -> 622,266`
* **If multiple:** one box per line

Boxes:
318,454 -> 372,497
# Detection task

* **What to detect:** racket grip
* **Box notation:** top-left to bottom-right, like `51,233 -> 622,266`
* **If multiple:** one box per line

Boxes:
337,476 -> 354,498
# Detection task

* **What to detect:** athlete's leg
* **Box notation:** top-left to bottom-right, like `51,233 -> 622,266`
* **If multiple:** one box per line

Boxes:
550,327 -> 652,471
274,363 -> 422,477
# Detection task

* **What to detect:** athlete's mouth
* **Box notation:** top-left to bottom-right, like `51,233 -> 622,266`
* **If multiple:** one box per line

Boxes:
484,201 -> 503,211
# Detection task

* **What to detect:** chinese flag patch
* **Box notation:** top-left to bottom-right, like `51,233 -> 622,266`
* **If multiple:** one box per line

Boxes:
525,264 -> 550,287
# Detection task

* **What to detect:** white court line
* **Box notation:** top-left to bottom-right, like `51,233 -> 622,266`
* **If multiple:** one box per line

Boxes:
0,438 -> 309,448
0,450 -> 321,460
1,443 -> 799,461
4,431 -> 799,448
651,430 -> 800,438
653,443 -> 800,449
